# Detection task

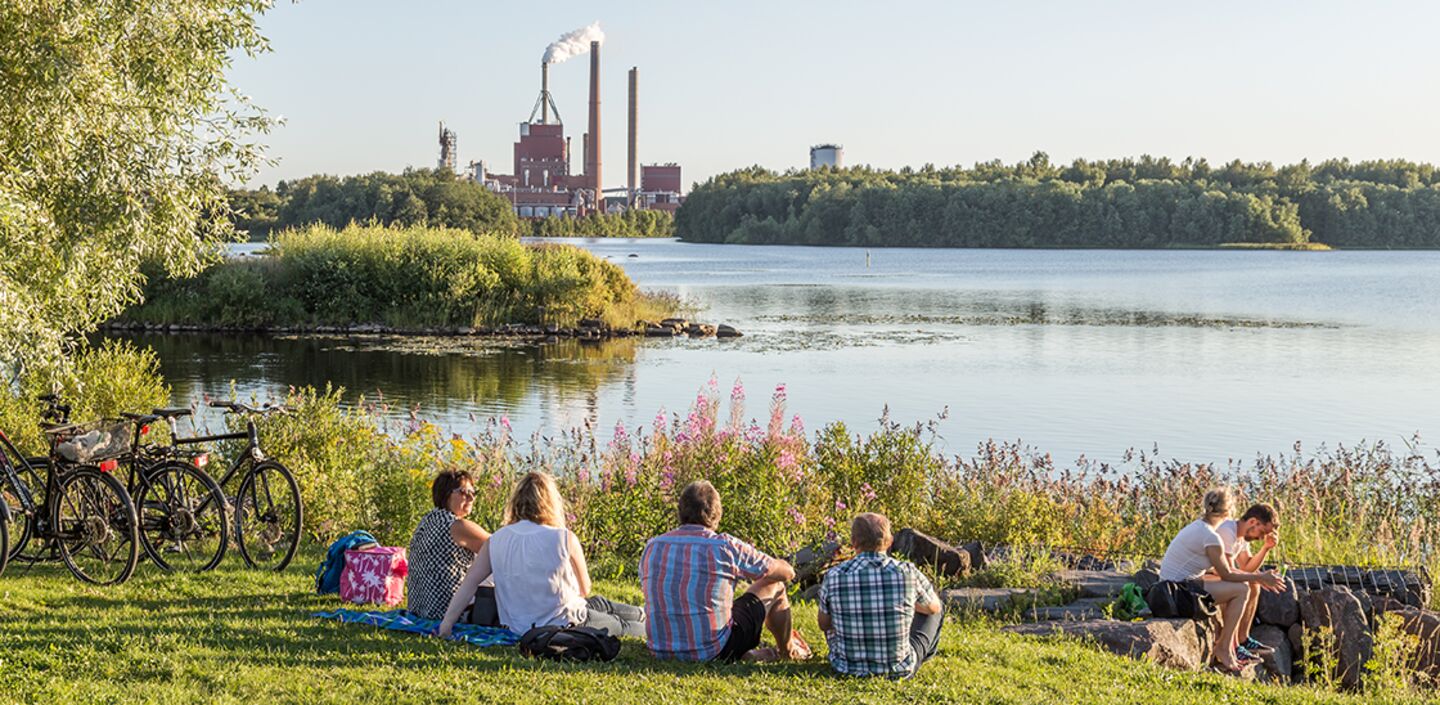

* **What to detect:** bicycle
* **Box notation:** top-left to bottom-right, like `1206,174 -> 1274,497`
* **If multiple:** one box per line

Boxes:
118,408 -> 229,573
0,409 -> 141,585
172,401 -> 302,571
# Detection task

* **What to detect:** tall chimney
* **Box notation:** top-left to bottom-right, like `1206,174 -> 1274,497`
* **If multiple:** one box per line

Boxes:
628,67 -> 638,197
586,40 -> 602,200
540,62 -> 550,124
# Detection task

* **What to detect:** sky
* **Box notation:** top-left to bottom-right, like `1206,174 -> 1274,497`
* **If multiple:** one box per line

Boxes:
229,0 -> 1440,192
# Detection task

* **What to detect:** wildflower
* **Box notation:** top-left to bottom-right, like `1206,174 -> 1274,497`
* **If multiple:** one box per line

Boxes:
499,415 -> 512,432
861,482 -> 878,502
787,506 -> 806,526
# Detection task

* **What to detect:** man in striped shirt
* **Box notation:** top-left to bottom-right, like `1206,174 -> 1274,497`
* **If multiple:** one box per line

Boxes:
818,513 -> 944,678
639,481 -> 809,662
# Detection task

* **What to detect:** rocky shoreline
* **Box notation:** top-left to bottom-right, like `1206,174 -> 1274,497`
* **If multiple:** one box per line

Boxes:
101,316 -> 742,341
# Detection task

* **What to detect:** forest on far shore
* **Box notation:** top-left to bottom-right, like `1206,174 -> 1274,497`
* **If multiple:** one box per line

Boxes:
675,154 -> 1440,248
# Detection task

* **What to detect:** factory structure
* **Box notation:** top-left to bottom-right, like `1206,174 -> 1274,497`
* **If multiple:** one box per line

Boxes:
438,27 -> 683,218
810,143 -> 844,170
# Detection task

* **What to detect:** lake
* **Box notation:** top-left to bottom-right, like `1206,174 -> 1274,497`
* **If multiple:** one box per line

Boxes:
114,239 -> 1440,465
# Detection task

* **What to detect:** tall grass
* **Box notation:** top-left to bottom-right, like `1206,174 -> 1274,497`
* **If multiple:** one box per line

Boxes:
122,224 -> 675,329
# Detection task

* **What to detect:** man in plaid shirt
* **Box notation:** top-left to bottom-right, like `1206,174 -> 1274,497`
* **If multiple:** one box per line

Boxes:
818,513 -> 944,678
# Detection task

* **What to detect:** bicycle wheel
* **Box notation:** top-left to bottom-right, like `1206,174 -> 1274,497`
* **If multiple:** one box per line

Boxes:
0,505 -> 8,576
137,460 -> 228,572
2,460 -> 44,563
55,466 -> 139,585
235,460 -> 302,571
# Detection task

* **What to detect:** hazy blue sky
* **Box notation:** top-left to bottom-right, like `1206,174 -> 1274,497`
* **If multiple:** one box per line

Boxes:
230,0 -> 1440,191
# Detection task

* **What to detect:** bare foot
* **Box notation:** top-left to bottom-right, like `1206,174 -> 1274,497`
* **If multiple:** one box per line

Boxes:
784,629 -> 813,660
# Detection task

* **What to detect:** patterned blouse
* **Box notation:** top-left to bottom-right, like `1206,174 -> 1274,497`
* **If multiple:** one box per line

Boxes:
405,508 -> 476,620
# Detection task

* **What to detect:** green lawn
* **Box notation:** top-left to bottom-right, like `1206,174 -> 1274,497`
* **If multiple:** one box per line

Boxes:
0,554 -> 1432,705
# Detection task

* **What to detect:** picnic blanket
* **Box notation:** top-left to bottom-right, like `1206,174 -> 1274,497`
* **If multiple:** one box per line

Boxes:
312,608 -> 521,647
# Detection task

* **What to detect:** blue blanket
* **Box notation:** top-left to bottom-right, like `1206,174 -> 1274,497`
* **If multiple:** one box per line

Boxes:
312,608 -> 521,647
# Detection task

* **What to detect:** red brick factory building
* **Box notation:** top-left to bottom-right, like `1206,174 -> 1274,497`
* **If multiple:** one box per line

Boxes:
442,39 -> 683,219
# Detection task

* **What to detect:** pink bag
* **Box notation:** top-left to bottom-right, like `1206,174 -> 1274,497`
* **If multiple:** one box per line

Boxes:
339,546 -> 409,606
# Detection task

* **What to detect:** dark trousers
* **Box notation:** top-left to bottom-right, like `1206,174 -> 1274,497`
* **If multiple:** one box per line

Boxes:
461,586 -> 500,628
906,608 -> 945,676
578,594 -> 647,639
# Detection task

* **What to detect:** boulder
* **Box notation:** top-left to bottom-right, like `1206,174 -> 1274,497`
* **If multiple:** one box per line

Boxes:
890,528 -> 969,577
715,324 -> 743,338
660,318 -> 688,329
1257,577 -> 1301,627
785,540 -> 841,587
1051,569 -> 1131,599
960,540 -> 987,571
686,323 -> 717,338
1132,568 -> 1160,593
1288,622 -> 1306,666
1003,618 -> 1214,671
578,318 -> 605,329
1373,602 -> 1440,678
1252,624 -> 1294,683
1299,586 -> 1374,690
1022,597 -> 1111,622
944,587 -> 1033,613
645,326 -> 678,337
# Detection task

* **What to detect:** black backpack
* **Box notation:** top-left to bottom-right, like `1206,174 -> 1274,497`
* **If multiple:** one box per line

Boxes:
517,625 -> 621,663
1145,580 -> 1219,620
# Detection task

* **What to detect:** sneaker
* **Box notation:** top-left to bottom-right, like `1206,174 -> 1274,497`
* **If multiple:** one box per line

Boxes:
1235,646 -> 1263,664
1242,637 -> 1275,655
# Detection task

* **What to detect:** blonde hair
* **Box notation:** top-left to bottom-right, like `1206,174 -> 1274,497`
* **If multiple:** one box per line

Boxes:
504,472 -> 566,528
1202,487 -> 1233,519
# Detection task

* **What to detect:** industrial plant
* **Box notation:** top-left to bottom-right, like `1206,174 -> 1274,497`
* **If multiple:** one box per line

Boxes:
437,24 -> 683,219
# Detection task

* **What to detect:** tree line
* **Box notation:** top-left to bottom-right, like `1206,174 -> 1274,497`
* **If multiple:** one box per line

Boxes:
230,169 -> 672,241
674,154 -> 1440,248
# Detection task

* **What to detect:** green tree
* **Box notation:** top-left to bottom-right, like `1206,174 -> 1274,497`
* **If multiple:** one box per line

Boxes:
0,0 -> 275,373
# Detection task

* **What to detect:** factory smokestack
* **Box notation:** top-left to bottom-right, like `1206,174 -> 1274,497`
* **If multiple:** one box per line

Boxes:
541,62 -> 549,123
587,39 -> 602,201
628,67 -> 637,198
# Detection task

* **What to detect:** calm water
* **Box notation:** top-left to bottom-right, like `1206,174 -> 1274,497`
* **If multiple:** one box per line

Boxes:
116,239 -> 1440,464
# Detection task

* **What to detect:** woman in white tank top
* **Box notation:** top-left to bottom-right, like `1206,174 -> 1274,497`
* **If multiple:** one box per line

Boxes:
437,472 -> 645,638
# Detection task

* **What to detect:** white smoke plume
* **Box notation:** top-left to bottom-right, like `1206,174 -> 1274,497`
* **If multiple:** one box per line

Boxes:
542,22 -> 605,65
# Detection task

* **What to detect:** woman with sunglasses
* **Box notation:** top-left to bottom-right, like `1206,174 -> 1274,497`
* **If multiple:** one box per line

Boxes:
406,470 -> 494,623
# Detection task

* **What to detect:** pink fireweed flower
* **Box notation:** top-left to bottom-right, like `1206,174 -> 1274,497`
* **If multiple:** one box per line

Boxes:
578,464 -> 591,484
787,506 -> 806,526
834,498 -> 848,512
789,414 -> 805,436
499,415 -> 512,432
861,482 -> 878,502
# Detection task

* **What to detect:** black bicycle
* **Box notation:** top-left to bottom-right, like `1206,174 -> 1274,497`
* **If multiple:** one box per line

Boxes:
118,409 -> 229,572
172,401 -> 302,571
0,408 -> 141,585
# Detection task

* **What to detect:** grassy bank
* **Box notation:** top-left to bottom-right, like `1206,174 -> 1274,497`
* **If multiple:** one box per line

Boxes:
0,559 -> 1404,705
528,209 -> 673,238
120,224 -> 675,330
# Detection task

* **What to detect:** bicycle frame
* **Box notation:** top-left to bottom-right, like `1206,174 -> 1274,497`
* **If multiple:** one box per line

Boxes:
173,419 -> 264,495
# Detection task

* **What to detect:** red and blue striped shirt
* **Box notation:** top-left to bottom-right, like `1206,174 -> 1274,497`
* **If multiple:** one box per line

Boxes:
639,525 -> 774,661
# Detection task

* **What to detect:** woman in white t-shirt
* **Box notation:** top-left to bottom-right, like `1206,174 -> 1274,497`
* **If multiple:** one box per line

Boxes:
1157,488 -> 1283,673
436,472 -> 645,639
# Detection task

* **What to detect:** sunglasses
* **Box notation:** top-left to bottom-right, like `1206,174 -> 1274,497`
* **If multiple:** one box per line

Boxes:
452,487 -> 477,500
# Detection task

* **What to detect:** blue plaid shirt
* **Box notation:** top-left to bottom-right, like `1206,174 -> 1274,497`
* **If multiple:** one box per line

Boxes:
818,552 -> 939,677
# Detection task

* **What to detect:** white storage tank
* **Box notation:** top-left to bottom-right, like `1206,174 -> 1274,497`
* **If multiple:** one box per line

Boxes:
810,144 -> 843,169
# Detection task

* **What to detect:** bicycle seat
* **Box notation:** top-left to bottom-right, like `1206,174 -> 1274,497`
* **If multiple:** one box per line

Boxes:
151,407 -> 193,420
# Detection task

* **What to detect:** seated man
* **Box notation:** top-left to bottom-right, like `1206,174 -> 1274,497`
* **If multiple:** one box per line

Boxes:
818,513 -> 944,679
639,480 -> 810,662
1215,503 -> 1281,658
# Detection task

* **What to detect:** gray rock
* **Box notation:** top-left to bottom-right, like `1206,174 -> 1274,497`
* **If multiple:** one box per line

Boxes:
1373,602 -> 1440,679
891,528 -> 970,577
785,540 -> 841,587
715,324 -> 743,338
685,323 -> 717,338
1299,586 -> 1373,690
1251,624 -> 1294,683
1288,622 -> 1306,677
1002,618 -> 1214,671
944,587 -> 1033,613
1051,570 -> 1131,599
1132,568 -> 1160,592
960,540 -> 987,571
1257,577 -> 1300,627
1022,597 -> 1112,622
645,326 -> 677,337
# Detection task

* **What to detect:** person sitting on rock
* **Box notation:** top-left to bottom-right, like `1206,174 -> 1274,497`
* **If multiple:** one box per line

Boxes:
817,512 -> 944,679
1157,487 -> 1284,673
639,480 -> 811,662
1216,503 -> 1281,659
